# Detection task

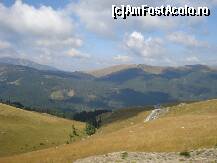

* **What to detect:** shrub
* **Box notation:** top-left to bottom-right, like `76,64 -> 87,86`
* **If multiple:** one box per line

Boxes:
121,152 -> 128,159
180,151 -> 191,157
39,142 -> 45,146
85,123 -> 96,135
69,124 -> 78,142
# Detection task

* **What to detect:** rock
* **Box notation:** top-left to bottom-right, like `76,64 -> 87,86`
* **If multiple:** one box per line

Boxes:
74,148 -> 217,163
144,107 -> 169,122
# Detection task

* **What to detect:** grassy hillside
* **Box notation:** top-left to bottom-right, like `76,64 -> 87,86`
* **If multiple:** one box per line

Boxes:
88,64 -> 137,77
0,104 -> 85,157
88,64 -> 167,77
1,99 -> 217,162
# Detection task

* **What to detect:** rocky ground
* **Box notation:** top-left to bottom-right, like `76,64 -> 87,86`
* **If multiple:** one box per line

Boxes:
144,107 -> 169,122
74,148 -> 217,163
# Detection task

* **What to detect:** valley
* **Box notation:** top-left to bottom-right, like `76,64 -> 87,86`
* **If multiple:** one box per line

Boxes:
1,62 -> 217,119
1,59 -> 217,162
0,0 -> 216,162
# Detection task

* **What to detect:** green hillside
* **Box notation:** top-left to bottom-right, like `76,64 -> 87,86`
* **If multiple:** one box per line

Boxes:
1,63 -> 217,117
0,103 -> 85,157
0,64 -> 113,116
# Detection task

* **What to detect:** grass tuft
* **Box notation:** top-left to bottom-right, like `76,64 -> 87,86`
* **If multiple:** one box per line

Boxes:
121,152 -> 128,159
180,151 -> 191,158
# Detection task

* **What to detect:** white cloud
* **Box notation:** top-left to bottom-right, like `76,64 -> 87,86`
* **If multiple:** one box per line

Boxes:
113,55 -> 131,62
133,15 -> 177,31
0,1 -> 86,69
0,0 -> 215,70
69,0 -> 116,36
35,37 -> 83,48
0,1 -> 73,37
124,31 -> 165,57
69,0 -> 178,35
69,0 -> 217,36
167,31 -> 209,48
186,56 -> 200,63
0,40 -> 11,49
66,48 -> 90,59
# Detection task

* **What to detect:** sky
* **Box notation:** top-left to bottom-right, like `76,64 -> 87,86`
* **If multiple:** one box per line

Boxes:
0,0 -> 217,71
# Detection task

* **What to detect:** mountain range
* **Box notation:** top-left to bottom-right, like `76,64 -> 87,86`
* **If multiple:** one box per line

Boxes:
1,57 -> 217,117
0,57 -> 58,71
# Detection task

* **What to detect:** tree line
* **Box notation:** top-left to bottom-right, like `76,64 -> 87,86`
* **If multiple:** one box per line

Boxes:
0,98 -> 110,130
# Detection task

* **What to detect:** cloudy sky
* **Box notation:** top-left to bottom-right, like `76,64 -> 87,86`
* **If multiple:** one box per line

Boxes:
0,0 -> 217,71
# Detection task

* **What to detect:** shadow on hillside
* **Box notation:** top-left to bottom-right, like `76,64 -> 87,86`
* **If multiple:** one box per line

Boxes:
101,106 -> 153,126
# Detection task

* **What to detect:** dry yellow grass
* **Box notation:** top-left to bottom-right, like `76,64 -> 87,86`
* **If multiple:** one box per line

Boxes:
0,103 -> 85,157
1,99 -> 217,163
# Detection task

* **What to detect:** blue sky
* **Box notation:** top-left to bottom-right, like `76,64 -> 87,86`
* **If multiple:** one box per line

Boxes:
0,0 -> 217,71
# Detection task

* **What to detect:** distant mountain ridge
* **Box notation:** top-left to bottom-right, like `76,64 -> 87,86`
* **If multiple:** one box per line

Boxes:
1,62 -> 217,117
0,57 -> 58,71
88,64 -> 168,77
89,64 -> 215,78
88,64 -> 137,77
88,64 -> 214,77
